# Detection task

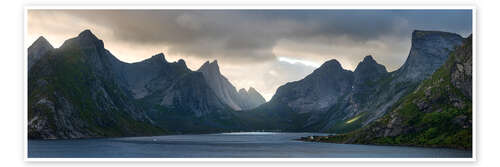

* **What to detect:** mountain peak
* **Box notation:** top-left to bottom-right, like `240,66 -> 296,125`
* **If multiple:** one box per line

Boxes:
354,55 -> 388,85
355,55 -> 387,73
239,87 -> 266,107
149,53 -> 166,62
362,55 -> 375,62
317,59 -> 343,72
411,30 -> 463,46
28,36 -> 54,70
248,87 -> 257,92
238,88 -> 248,95
198,60 -> 220,73
177,59 -> 186,65
61,29 -> 104,49
30,36 -> 53,50
77,29 -> 99,41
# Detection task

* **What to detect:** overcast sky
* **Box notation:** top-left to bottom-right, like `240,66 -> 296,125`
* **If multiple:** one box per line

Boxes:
27,10 -> 472,100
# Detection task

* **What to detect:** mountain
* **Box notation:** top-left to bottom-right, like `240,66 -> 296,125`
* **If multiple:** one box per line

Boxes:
238,87 -> 266,109
321,35 -> 473,149
197,60 -> 265,110
118,53 -> 190,101
160,72 -> 229,117
28,30 -> 164,139
28,36 -> 53,70
269,59 -> 354,114
246,30 -> 464,133
197,60 -> 244,110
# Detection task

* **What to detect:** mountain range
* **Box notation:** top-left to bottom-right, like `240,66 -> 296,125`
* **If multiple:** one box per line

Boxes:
240,30 -> 465,133
28,29 -> 471,149
304,35 -> 473,149
28,30 -> 266,138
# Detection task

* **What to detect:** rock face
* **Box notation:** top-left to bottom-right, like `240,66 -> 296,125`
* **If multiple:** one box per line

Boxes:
28,30 -> 164,139
247,30 -> 464,133
28,36 -> 53,70
394,30 -> 465,82
329,36 -> 473,149
197,60 -> 265,110
270,59 -> 354,114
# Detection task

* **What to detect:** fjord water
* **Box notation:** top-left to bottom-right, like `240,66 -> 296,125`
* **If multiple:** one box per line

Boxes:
28,132 -> 471,158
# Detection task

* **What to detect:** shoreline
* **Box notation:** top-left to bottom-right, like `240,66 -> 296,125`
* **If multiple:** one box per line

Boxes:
297,135 -> 472,151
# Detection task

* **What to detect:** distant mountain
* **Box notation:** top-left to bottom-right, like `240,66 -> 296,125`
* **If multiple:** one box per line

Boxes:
238,87 -> 266,109
323,36 -> 473,149
245,30 -> 465,133
28,36 -> 53,70
197,60 -> 266,110
28,30 -> 164,139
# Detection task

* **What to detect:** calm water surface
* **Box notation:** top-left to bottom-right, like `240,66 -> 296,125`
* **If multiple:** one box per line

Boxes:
28,132 -> 472,158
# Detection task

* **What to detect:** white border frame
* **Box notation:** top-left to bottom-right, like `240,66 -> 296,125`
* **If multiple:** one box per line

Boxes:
23,5 -> 476,162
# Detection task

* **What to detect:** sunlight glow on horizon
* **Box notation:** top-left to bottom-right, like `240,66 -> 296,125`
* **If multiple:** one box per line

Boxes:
277,57 -> 321,68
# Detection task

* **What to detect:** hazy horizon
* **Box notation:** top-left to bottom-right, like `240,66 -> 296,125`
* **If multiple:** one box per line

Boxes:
27,10 -> 472,100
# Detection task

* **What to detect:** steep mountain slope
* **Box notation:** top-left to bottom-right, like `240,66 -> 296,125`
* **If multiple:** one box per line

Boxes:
197,60 -> 265,110
197,61 -> 244,110
28,36 -> 53,70
28,30 -> 164,139
321,35 -> 473,149
245,30 -> 464,133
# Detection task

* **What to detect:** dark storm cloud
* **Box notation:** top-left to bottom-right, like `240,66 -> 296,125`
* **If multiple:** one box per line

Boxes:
54,10 -> 471,64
